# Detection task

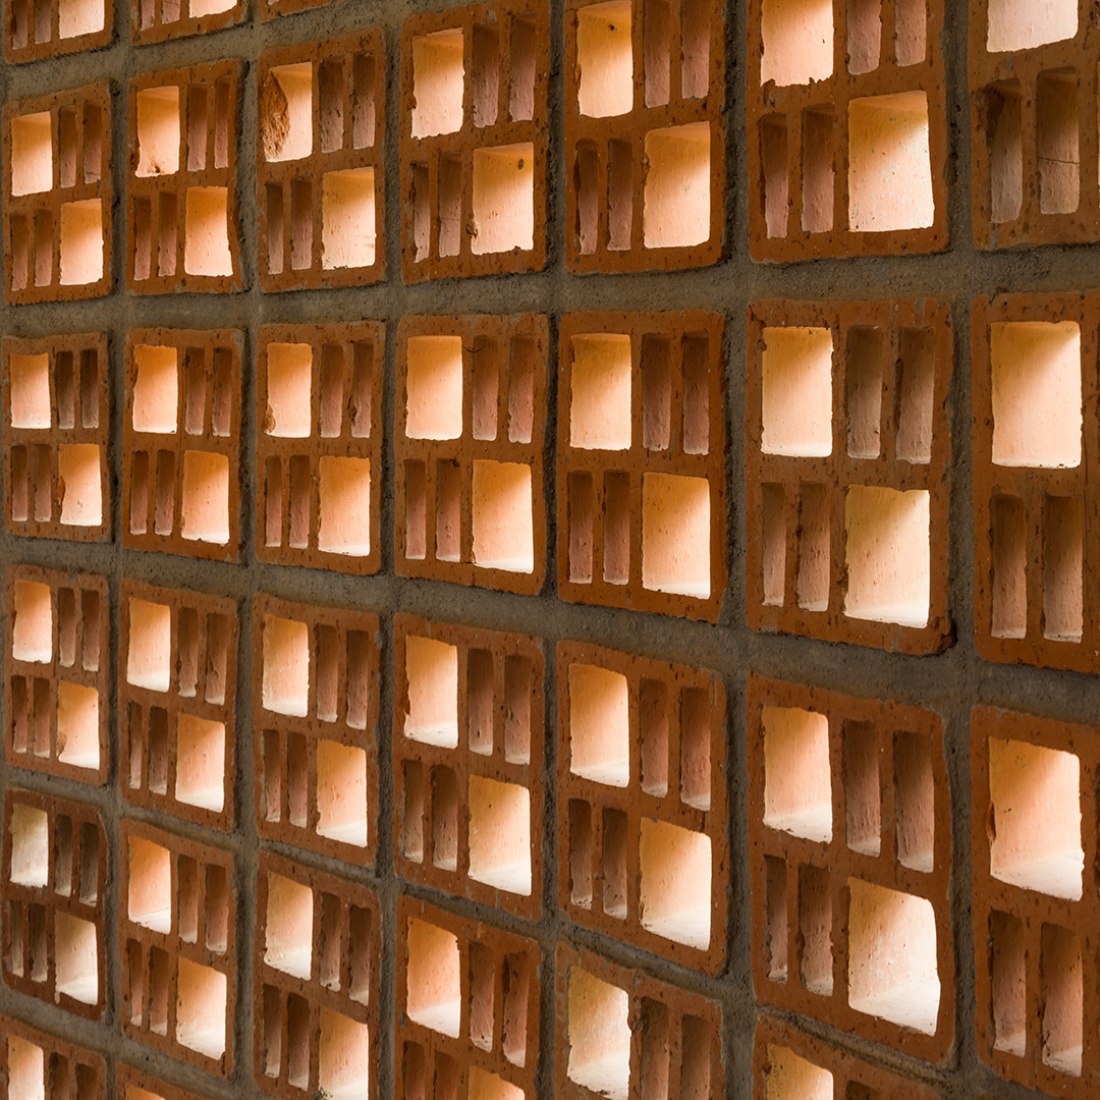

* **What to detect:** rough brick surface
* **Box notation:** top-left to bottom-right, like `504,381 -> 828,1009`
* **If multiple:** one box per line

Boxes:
399,1 -> 549,283
2,789 -> 107,1020
393,614 -> 544,920
395,313 -> 548,594
253,594 -> 381,864
748,675 -> 954,1063
0,1014 -> 105,1097
257,31 -> 386,291
132,0 -> 243,45
119,579 -> 239,830
4,83 -> 112,303
257,322 -> 383,575
117,1062 -> 211,1099
557,310 -> 726,621
746,298 -> 953,653
123,328 -> 242,561
3,332 -> 108,542
4,0 -> 111,61
557,641 -> 728,972
6,564 -> 108,784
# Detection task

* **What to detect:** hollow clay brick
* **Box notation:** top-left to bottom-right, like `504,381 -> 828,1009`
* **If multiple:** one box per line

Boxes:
127,62 -> 242,294
396,895 -> 540,1100
393,614 -> 545,921
747,675 -> 954,1064
119,579 -> 239,831
256,323 -> 383,576
254,851 -> 381,1100
6,564 -> 109,784
564,0 -> 726,273
970,1 -> 1100,249
0,1014 -> 105,1098
122,328 -> 242,562
972,292 -> 1100,673
253,593 -> 381,865
131,0 -> 242,46
557,641 -> 728,972
971,705 -> 1100,1097
2,789 -> 108,1020
746,298 -> 953,654
754,1014 -> 942,1100
556,943 -> 723,1099
257,31 -> 386,291
557,311 -> 727,622
747,0 -> 948,261
4,0 -> 111,61
4,83 -> 112,303
395,314 -> 548,595
400,1 -> 549,283
116,1062 -> 212,1100
3,332 -> 109,543
120,818 -> 237,1077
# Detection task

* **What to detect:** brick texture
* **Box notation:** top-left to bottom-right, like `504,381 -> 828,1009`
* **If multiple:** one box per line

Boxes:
132,0 -> 243,46
0,1014 -> 105,1097
117,1062 -> 212,1099
4,0 -> 110,62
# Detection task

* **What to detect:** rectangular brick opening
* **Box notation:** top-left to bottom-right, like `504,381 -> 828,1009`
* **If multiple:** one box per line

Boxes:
763,705 -> 832,842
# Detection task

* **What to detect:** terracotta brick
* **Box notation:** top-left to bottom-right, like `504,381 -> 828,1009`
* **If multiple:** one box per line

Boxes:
4,0 -> 111,61
971,704 -> 1100,1097
746,0 -> 948,260
564,0 -> 726,273
253,594 -> 381,865
3,332 -> 109,542
116,1063 -> 211,1100
754,1014 -> 941,1100
127,62 -> 242,294
122,328 -> 243,562
970,2 -> 1099,248
972,292 -> 1100,673
254,851 -> 380,1100
4,83 -> 112,303
119,579 -> 239,831
120,818 -> 237,1076
557,642 -> 727,972
6,564 -> 108,784
399,1 -> 549,283
396,895 -> 540,1100
747,675 -> 954,1064
557,311 -> 726,621
256,323 -> 383,575
556,943 -> 723,1099
2,789 -> 107,1020
746,298 -> 952,653
393,614 -> 545,920
0,1015 -> 105,1097
395,314 -> 548,594
257,31 -> 386,291
131,0 -> 243,46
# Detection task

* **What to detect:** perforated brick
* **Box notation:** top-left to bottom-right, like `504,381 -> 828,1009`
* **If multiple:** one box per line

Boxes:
254,594 -> 381,865
255,852 -> 380,1100
127,62 -> 242,293
257,323 -> 383,575
747,0 -> 948,260
972,292 -> 1100,673
257,31 -> 386,291
3,332 -> 108,542
120,819 -> 237,1076
393,614 -> 544,920
0,1015 -> 105,1098
396,313 -> 548,594
2,789 -> 107,1019
131,0 -> 243,45
123,328 -> 242,561
117,1063 -> 211,1100
400,1 -> 548,283
396,896 -> 540,1100
557,641 -> 727,971
558,310 -> 726,621
556,943 -> 723,1099
6,564 -> 108,784
4,83 -> 111,303
119,579 -> 239,830
564,0 -> 725,273
4,0 -> 110,61
746,298 -> 952,653
972,704 -> 1100,1097
748,675 -> 953,1064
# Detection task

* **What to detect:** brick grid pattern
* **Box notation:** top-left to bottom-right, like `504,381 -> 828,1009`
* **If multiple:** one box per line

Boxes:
131,0 -> 243,47
0,1013 -> 106,1096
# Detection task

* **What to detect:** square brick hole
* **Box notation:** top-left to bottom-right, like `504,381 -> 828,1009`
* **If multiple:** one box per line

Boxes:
402,635 -> 459,748
987,0 -> 1077,52
761,327 -> 833,457
760,0 -> 833,86
569,662 -> 629,787
576,3 -> 633,117
405,916 -> 461,1038
763,704 -> 832,843
468,774 -> 531,896
566,965 -> 631,1099
764,1044 -> 833,1099
411,29 -> 465,138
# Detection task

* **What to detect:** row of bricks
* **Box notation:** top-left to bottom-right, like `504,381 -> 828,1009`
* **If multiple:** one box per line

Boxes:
7,294 -> 1100,673
6,564 -> 1098,1095
6,0 -> 1100,297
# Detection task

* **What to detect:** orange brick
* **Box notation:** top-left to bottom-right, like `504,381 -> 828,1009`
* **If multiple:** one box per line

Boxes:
116,1063 -> 212,1099
131,0 -> 243,45
0,1015 -> 105,1097
4,0 -> 110,61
